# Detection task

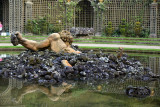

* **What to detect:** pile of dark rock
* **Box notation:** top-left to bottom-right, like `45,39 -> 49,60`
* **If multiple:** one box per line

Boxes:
126,86 -> 151,98
0,48 -> 159,85
70,27 -> 94,36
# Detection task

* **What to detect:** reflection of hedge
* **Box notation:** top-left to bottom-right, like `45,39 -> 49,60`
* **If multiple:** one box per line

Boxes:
26,17 -> 60,35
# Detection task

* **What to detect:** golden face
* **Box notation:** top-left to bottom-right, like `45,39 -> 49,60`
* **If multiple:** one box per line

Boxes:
59,30 -> 72,38
59,30 -> 73,45
119,47 -> 123,50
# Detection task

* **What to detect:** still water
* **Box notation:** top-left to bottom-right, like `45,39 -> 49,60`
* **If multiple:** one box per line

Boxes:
0,52 -> 160,107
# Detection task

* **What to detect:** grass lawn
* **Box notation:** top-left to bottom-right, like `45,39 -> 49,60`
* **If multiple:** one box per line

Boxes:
73,42 -> 160,46
74,38 -> 160,43
92,36 -> 160,40
1,35 -> 160,45
0,46 -> 24,48
0,35 -> 160,53
79,46 -> 160,52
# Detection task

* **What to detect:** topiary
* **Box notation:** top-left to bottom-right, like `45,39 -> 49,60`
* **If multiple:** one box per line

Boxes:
134,21 -> 142,37
26,20 -> 33,33
106,21 -> 114,36
119,19 -> 127,37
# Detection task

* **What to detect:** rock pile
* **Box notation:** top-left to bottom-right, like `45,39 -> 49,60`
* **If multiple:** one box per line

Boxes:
126,86 -> 151,98
70,27 -> 94,36
0,48 -> 159,85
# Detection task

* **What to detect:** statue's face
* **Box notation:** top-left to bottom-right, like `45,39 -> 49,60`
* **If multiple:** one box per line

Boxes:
11,32 -> 19,46
59,30 -> 73,46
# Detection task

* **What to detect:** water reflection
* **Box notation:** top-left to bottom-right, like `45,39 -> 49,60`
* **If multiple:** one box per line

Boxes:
0,78 -> 73,106
0,54 -> 10,61
0,78 -> 23,106
0,77 -> 160,106
130,56 -> 160,75
14,82 -> 72,103
0,52 -> 160,106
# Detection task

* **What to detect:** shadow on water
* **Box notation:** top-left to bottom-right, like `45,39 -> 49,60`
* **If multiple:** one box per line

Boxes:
0,51 -> 160,107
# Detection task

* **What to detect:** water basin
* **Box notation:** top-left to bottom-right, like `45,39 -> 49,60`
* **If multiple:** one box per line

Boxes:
0,51 -> 160,107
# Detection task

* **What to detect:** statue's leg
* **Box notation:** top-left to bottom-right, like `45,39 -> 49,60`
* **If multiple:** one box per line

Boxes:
61,60 -> 72,67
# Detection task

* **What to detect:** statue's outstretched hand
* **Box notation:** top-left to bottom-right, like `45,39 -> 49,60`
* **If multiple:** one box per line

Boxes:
11,31 -> 20,46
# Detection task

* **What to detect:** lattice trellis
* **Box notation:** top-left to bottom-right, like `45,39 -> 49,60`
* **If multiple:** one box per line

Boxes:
103,0 -> 151,34
0,78 -> 23,105
158,1 -> 160,37
27,0 -> 65,30
25,0 -> 160,37
0,0 -> 25,33
0,0 -> 159,37
1,0 -> 9,32
0,1 -> 2,22
131,55 -> 160,75
149,57 -> 160,75
8,0 -> 23,33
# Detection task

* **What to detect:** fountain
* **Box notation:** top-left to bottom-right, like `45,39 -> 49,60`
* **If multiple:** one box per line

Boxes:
0,30 -> 159,86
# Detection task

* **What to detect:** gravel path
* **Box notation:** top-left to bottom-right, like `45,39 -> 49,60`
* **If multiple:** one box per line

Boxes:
73,43 -> 160,49
0,43 -> 160,49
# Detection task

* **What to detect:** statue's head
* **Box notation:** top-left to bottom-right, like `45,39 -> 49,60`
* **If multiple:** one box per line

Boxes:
11,32 -> 19,46
119,47 -> 123,50
58,30 -> 73,46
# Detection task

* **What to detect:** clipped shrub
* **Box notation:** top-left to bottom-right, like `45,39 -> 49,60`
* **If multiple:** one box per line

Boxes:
53,26 -> 61,33
139,28 -> 150,38
39,17 -> 48,34
134,21 -> 142,37
112,29 -> 121,37
47,24 -> 55,33
119,19 -> 127,37
106,21 -> 114,36
26,20 -> 33,33
25,16 -> 61,35
133,21 -> 150,38
126,22 -> 135,37
32,19 -> 40,34
102,18 -> 150,38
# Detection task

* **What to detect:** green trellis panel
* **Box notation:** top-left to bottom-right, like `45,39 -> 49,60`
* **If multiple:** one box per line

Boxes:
25,0 -> 65,30
1,0 -> 159,36
158,0 -> 160,37
103,0 -> 150,32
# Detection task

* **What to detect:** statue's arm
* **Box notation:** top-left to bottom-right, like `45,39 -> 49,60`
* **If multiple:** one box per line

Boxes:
14,32 -> 51,51
36,39 -> 50,49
